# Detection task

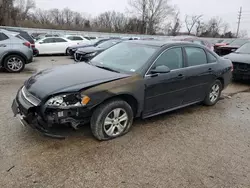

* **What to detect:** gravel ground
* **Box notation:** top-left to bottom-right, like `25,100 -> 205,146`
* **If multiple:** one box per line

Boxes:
0,56 -> 250,188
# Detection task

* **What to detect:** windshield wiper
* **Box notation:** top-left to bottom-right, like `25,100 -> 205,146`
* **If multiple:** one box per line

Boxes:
95,65 -> 120,73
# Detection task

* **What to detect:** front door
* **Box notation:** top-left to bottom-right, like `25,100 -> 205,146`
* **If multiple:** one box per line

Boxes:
143,47 -> 187,117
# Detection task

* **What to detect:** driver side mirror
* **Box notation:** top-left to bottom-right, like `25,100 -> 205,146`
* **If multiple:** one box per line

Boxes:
150,65 -> 171,74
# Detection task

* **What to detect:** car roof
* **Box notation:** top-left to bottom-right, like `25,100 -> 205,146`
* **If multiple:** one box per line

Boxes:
38,36 -> 68,41
125,40 -> 194,47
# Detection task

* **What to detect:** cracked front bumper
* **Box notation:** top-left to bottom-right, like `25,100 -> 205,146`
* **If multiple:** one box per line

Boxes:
12,98 -> 66,139
12,88 -> 91,139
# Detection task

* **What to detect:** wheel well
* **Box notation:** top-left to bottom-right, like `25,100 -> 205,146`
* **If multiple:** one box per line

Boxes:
1,53 -> 27,66
217,77 -> 224,89
98,94 -> 138,117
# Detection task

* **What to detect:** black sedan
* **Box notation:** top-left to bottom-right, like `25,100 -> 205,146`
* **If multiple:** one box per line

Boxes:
74,39 -> 121,62
66,38 -> 111,56
224,42 -> 250,80
12,41 -> 233,140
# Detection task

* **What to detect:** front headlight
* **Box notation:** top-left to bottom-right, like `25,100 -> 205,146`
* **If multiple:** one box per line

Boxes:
46,93 -> 90,108
85,52 -> 97,57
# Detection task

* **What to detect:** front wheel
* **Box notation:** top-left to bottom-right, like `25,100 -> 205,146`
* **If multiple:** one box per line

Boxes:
203,80 -> 222,106
91,99 -> 134,141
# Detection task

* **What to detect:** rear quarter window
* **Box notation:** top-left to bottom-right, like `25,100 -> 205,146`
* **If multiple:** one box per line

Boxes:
207,52 -> 217,63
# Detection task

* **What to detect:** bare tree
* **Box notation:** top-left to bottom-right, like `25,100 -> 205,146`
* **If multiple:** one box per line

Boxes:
128,0 -> 174,34
185,15 -> 202,35
238,30 -> 248,38
167,11 -> 181,36
128,0 -> 147,33
34,9 -> 51,25
15,0 -> 36,20
0,0 -> 14,25
206,17 -> 223,37
62,8 -> 74,26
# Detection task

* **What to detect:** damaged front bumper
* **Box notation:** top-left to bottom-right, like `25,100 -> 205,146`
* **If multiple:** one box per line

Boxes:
12,88 -> 91,139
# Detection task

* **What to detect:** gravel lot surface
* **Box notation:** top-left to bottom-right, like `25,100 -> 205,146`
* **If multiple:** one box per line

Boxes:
0,56 -> 250,188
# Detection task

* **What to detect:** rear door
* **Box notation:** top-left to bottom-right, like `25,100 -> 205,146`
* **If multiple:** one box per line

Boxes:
144,47 -> 188,116
53,38 -> 69,53
182,46 -> 218,104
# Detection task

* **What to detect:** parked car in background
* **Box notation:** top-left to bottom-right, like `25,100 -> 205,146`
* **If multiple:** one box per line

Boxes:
224,42 -> 250,80
36,34 -> 60,40
172,36 -> 214,51
74,39 -> 121,62
183,37 -> 214,51
216,39 -> 249,56
0,29 -> 33,72
66,38 -> 111,56
35,37 -> 82,55
0,27 -> 38,56
12,40 -> 232,140
84,36 -> 98,40
64,35 -> 91,44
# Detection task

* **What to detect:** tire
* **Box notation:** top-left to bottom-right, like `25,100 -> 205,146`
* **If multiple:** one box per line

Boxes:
91,99 -> 134,141
203,80 -> 222,106
3,55 -> 25,73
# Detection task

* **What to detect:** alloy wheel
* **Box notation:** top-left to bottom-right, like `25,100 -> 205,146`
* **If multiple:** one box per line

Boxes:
7,57 -> 23,71
103,108 -> 128,137
209,84 -> 220,103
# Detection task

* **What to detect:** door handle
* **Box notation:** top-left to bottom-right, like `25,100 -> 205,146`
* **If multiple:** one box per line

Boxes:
177,74 -> 185,79
208,68 -> 213,73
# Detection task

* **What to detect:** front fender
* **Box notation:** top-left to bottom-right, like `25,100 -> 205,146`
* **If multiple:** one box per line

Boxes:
84,75 -> 145,117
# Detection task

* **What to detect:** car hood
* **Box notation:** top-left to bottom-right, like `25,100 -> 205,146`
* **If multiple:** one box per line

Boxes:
224,53 -> 250,64
77,47 -> 104,54
25,63 -> 130,99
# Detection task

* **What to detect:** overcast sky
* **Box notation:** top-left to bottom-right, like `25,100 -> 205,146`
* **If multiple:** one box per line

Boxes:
35,0 -> 250,35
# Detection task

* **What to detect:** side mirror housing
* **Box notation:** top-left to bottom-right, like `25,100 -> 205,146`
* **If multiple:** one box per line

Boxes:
150,65 -> 171,74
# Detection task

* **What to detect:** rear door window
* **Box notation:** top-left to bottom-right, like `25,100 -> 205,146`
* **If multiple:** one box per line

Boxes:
185,47 -> 207,67
43,38 -> 55,43
207,52 -> 217,63
73,36 -> 83,40
54,38 -> 67,42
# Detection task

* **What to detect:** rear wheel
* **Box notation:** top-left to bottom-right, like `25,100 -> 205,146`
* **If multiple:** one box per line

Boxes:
203,80 -> 222,106
3,55 -> 25,73
91,99 -> 134,141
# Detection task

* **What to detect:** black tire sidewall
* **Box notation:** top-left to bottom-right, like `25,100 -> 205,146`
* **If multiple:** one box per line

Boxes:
204,80 -> 222,106
91,100 -> 134,141
3,55 -> 25,73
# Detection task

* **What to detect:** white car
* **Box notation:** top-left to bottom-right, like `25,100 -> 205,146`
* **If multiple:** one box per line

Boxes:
35,37 -> 85,55
64,35 -> 91,43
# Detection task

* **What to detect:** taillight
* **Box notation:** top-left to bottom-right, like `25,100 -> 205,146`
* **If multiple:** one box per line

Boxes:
23,42 -> 31,48
31,44 -> 35,48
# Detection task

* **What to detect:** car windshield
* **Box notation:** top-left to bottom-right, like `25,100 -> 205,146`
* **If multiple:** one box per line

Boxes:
97,40 -> 120,49
230,39 -> 248,46
235,42 -> 250,54
91,42 -> 158,73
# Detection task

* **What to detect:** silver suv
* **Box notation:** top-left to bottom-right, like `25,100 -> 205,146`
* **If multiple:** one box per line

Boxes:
0,29 -> 33,73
